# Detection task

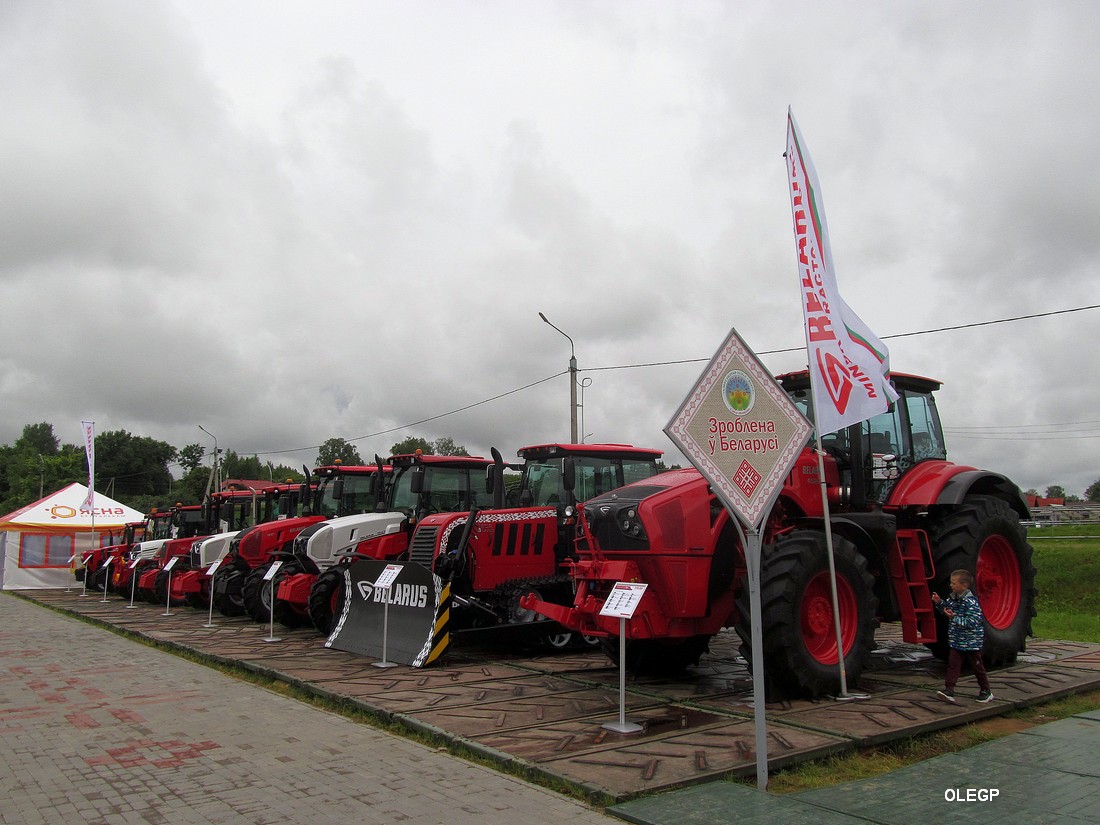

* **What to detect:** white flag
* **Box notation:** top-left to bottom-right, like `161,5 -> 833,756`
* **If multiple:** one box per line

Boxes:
785,110 -> 899,436
81,420 -> 95,511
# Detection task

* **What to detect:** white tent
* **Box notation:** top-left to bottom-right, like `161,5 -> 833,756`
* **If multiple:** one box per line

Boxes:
0,483 -> 146,589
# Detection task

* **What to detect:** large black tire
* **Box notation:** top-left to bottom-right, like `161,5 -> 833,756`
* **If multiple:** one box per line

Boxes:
736,530 -> 878,699
89,565 -> 111,595
308,567 -> 347,635
153,567 -> 188,607
212,566 -> 246,617
271,562 -> 312,629
925,495 -> 1037,666
599,635 -> 712,676
242,563 -> 276,623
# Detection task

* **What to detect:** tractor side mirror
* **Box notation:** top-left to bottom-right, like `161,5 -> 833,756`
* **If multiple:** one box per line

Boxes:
409,466 -> 425,494
562,457 -> 576,493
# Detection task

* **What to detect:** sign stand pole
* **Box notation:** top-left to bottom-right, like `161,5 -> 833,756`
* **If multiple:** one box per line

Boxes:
99,557 -> 113,603
262,560 -> 283,643
372,564 -> 403,669
373,587 -> 398,669
80,554 -> 91,596
127,558 -> 141,608
161,556 -> 180,616
603,616 -> 643,734
743,527 -> 770,790
203,559 -> 222,628
601,582 -> 647,734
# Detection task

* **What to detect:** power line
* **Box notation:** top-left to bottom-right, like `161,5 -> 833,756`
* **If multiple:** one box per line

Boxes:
241,302 -> 1099,458
249,371 -> 566,457
583,303 -> 1100,372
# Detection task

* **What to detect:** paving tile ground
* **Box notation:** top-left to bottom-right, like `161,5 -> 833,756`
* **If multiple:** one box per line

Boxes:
8,588 -> 1100,825
0,593 -> 620,825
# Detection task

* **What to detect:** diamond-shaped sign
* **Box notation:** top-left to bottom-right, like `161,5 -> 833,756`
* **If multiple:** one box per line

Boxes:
664,327 -> 812,529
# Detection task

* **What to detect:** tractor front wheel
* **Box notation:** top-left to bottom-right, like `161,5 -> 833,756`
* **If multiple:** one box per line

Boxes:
309,567 -> 348,635
271,563 -> 312,629
211,566 -> 246,617
242,563 -> 276,623
737,530 -> 878,699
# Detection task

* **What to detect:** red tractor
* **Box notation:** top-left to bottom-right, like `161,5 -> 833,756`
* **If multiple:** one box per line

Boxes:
165,483 -> 305,609
80,509 -> 172,593
524,372 -> 1037,697
210,463 -> 386,619
272,452 -> 505,632
400,443 -> 665,648
134,490 -> 270,605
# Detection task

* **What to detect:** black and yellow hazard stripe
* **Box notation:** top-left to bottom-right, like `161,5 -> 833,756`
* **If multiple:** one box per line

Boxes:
424,582 -> 451,665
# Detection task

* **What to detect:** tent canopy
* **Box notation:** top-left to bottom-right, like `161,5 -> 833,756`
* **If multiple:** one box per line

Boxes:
0,483 -> 146,533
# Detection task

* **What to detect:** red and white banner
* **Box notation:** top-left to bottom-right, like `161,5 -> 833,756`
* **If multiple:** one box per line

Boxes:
785,110 -> 899,436
81,420 -> 95,511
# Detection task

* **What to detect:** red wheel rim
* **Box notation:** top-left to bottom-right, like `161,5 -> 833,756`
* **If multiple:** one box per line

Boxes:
976,535 -> 1021,629
800,571 -> 857,664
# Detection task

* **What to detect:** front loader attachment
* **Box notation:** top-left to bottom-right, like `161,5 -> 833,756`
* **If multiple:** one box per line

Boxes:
325,558 -> 449,667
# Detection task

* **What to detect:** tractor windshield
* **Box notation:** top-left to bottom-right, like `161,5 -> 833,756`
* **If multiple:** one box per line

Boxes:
388,465 -> 487,517
315,474 -> 377,519
520,456 -> 660,507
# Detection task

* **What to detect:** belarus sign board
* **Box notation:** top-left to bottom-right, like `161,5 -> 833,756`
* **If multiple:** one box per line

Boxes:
665,327 -> 812,529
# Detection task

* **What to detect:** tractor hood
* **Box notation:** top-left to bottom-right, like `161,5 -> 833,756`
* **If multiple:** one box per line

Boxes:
300,511 -> 408,564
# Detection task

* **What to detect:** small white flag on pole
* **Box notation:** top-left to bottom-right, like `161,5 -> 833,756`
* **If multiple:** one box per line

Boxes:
785,109 -> 899,436
81,420 -> 95,511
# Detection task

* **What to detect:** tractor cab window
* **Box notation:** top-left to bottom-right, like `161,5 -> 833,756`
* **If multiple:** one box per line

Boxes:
419,466 -> 479,513
904,391 -> 947,462
861,403 -> 905,500
519,462 -> 562,506
520,455 -> 660,507
316,474 -> 375,518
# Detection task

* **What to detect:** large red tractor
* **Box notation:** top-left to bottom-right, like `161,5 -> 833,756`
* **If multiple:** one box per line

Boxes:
401,443 -> 665,648
524,372 -> 1037,698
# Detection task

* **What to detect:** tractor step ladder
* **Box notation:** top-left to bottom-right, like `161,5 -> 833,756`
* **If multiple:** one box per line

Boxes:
889,528 -> 938,644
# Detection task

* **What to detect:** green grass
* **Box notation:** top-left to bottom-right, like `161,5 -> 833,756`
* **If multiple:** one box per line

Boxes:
1029,532 -> 1100,643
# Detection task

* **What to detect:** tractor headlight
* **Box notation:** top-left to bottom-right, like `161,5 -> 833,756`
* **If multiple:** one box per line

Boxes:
619,506 -> 647,540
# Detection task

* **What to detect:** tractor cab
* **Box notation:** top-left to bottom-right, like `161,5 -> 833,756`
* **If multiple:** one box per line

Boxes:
515,444 -> 664,512
779,371 -> 948,506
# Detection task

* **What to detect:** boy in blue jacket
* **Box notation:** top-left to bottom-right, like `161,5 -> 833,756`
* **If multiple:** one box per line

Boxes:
932,569 -> 994,703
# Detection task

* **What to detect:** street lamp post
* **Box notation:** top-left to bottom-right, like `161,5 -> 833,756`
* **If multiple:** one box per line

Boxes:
198,425 -> 220,491
539,312 -> 578,443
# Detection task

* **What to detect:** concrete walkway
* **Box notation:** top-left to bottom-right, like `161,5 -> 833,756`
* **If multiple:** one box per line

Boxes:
611,709 -> 1100,825
0,593 -> 620,825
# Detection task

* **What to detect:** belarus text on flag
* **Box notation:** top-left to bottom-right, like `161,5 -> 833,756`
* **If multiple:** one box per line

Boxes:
784,109 -> 899,436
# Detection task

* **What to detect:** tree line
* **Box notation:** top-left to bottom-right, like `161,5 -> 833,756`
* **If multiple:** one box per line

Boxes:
0,422 -> 472,518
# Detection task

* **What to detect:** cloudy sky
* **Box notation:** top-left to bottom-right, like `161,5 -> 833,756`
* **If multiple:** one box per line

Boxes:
3,0 -> 1098,498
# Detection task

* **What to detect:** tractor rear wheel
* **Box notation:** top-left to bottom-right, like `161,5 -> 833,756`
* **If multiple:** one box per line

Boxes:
309,567 -> 348,635
271,563 -> 312,629
211,566 -> 246,617
925,495 -> 1036,666
599,635 -> 712,676
242,563 -> 276,623
737,530 -> 877,699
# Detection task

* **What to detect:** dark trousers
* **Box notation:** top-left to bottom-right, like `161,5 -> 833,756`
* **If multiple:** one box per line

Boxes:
945,648 -> 990,692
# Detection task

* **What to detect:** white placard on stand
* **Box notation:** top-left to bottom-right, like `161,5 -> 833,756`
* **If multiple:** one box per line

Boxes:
162,556 -> 180,615
127,557 -> 142,608
372,564 -> 403,669
600,582 -> 648,734
203,558 -> 223,628
262,560 -> 284,642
